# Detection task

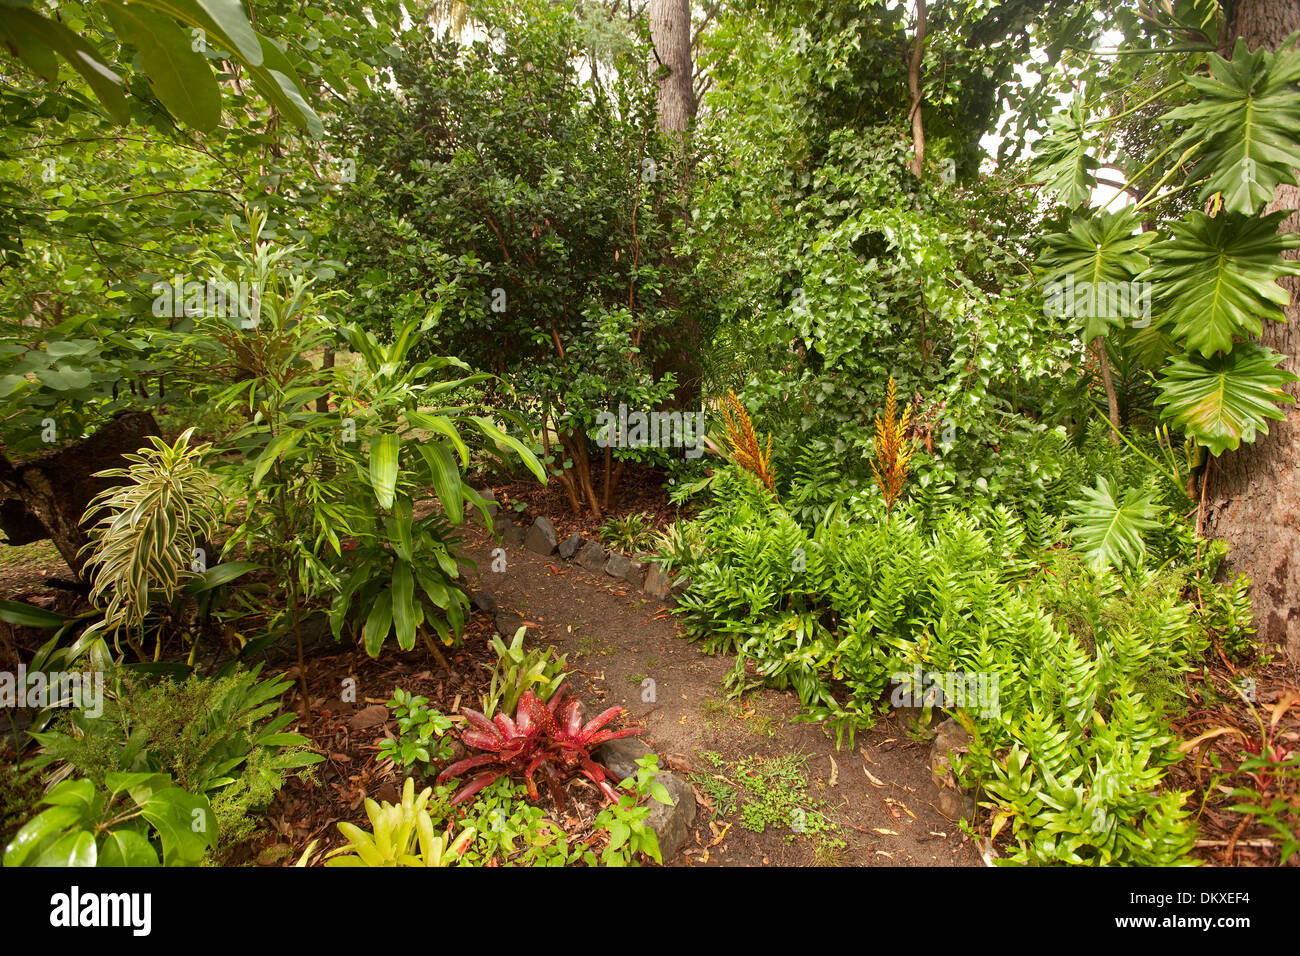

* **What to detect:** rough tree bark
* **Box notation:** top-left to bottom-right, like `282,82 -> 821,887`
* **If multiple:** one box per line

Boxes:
649,0 -> 696,139
907,0 -> 928,178
648,0 -> 704,411
0,412 -> 160,580
1205,0 -> 1300,670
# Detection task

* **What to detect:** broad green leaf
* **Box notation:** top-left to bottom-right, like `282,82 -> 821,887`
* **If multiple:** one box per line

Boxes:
142,0 -> 263,64
416,441 -> 464,525
1163,38 -> 1300,214
1066,477 -> 1163,572
35,829 -> 97,867
181,561 -> 259,595
101,2 -> 222,131
1156,343 -> 1298,455
1037,207 -> 1157,342
363,589 -> 394,657
385,498 -> 413,561
99,828 -> 160,867
1,9 -> 129,122
471,416 -> 546,482
1140,211 -> 1300,356
252,430 -> 300,487
391,560 -> 417,651
40,779 -> 97,818
1030,98 -> 1099,209
406,411 -> 469,465
139,787 -> 215,866
369,433 -> 400,510
0,599 -> 70,628
244,36 -> 323,137
3,804 -> 84,866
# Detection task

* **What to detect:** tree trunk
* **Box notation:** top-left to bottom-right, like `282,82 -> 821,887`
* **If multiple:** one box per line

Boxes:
649,0 -> 695,138
907,0 -> 928,178
648,0 -> 704,412
0,412 -> 161,579
1205,0 -> 1300,671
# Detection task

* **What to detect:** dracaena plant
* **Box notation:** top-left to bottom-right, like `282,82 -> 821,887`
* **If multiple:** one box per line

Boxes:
438,684 -> 642,809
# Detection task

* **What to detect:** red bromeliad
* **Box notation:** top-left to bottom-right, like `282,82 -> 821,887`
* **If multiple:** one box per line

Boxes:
437,684 -> 643,808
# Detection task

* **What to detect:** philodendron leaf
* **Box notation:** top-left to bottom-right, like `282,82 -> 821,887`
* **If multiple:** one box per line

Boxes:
1066,477 -> 1163,573
138,786 -> 215,867
1155,343 -> 1298,455
1140,210 -> 1300,356
1162,37 -> 1300,215
1037,206 -> 1157,342
1030,97 -> 1099,209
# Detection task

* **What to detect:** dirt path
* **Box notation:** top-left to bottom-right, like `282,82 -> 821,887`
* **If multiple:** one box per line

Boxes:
460,522 -> 982,867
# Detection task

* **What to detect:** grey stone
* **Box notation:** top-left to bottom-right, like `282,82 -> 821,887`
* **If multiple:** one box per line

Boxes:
593,738 -> 696,863
470,589 -> 498,615
622,555 -> 647,588
929,718 -> 975,822
643,564 -> 672,600
645,772 -> 697,862
593,737 -> 653,781
604,551 -> 632,580
936,788 -> 976,822
494,609 -> 524,637
558,532 -> 583,560
576,539 -> 607,573
494,514 -> 525,547
524,516 -> 558,555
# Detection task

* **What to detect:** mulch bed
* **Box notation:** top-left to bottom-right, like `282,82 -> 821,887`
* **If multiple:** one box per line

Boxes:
487,461 -> 692,541
1168,652 -> 1299,867
240,608 -> 631,867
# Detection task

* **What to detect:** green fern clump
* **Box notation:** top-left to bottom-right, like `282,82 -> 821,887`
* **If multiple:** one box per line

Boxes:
30,666 -> 321,853
666,459 -> 1256,865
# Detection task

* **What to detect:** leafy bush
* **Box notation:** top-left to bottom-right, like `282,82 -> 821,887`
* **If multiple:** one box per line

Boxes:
597,513 -> 658,554
29,666 -> 321,852
3,774 -> 215,867
376,689 -> 456,775
668,462 -> 1249,864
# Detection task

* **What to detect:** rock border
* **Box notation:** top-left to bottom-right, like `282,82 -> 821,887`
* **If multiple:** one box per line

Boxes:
483,507 -> 691,617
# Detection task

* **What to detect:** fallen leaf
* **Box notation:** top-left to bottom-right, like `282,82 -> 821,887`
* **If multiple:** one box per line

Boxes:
828,754 -> 839,787
863,767 -> 885,788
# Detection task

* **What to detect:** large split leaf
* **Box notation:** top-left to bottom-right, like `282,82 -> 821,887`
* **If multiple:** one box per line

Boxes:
1030,98 -> 1100,209
1162,37 -> 1300,214
1155,343 -> 1298,455
1066,477 -> 1163,572
1140,210 -> 1300,356
1038,207 -> 1156,342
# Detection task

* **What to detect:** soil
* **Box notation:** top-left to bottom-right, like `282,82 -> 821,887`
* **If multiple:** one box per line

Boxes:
457,516 -> 982,867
